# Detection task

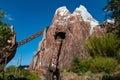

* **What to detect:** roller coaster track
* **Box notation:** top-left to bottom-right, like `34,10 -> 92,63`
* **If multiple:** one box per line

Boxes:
0,27 -> 49,66
17,26 -> 49,47
17,30 -> 44,47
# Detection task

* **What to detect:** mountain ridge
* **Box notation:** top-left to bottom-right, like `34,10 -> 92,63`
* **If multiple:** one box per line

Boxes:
54,5 -> 99,34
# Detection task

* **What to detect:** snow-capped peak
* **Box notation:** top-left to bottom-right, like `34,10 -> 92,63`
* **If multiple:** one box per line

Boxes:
55,6 -> 70,17
73,5 -> 98,25
73,5 -> 99,34
54,5 -> 99,34
106,19 -> 115,24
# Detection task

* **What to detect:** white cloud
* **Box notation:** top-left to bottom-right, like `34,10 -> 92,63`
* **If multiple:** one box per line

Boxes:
5,14 -> 14,21
8,17 -> 14,21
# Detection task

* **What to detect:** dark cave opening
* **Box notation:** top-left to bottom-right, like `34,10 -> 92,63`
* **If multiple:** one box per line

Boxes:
55,32 -> 66,40
46,32 -> 66,80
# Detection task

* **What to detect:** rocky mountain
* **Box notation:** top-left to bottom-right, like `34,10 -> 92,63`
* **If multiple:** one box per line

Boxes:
73,5 -> 99,34
29,5 -> 105,79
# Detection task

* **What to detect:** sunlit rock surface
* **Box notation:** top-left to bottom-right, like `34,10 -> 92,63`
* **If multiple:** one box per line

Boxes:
29,5 -> 105,73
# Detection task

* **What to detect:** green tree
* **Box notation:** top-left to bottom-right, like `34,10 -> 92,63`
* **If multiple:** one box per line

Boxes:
104,0 -> 120,35
0,8 -> 13,55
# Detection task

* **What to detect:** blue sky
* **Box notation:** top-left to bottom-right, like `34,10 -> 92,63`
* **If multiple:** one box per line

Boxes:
0,0 -> 107,66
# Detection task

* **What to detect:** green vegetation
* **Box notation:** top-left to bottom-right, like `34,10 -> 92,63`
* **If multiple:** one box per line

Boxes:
0,8 -> 14,56
103,0 -> 120,35
86,33 -> 120,58
70,33 -> 120,79
0,65 -> 40,80
71,0 -> 120,75
71,33 -> 120,80
63,1 -> 120,79
70,31 -> 120,78
0,25 -> 13,49
71,57 -> 118,74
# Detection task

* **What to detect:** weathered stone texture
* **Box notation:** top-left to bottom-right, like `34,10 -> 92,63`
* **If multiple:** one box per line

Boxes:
29,5 -> 105,71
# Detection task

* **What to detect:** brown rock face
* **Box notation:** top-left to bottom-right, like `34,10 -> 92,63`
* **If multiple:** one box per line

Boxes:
29,5 -> 104,72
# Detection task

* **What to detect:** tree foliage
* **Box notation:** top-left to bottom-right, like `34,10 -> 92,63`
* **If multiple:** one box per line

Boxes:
104,0 -> 120,35
0,8 -> 13,53
86,33 -> 120,58
71,57 -> 118,74
104,0 -> 120,22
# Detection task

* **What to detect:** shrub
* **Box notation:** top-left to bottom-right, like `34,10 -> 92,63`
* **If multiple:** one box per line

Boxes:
71,57 -> 81,74
71,57 -> 90,74
88,57 -> 118,73
71,57 -> 118,74
0,65 -> 40,80
86,33 -> 120,58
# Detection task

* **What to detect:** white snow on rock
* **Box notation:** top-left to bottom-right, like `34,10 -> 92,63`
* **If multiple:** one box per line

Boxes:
54,6 -> 71,26
38,28 -> 47,51
106,19 -> 115,24
55,6 -> 69,16
73,5 -> 99,34
54,5 -> 99,34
